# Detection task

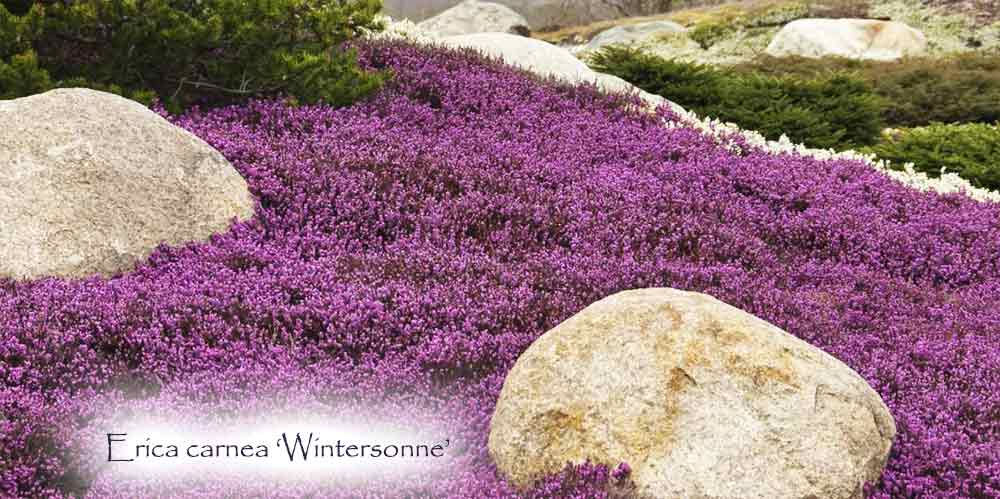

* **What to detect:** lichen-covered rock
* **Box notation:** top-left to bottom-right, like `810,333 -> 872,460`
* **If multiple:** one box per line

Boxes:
584,20 -> 686,52
489,288 -> 896,499
766,18 -> 927,60
386,0 -> 672,29
0,88 -> 254,280
417,0 -> 528,37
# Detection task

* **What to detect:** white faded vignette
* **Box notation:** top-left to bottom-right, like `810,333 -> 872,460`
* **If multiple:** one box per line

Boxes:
89,413 -> 455,485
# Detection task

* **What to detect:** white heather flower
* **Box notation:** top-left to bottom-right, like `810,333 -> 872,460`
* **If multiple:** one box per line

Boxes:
660,108 -> 1000,203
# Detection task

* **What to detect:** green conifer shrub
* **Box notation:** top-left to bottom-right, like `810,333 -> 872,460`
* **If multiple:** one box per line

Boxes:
590,46 -> 885,149
736,54 -> 1000,127
0,0 -> 385,109
864,123 -> 1000,190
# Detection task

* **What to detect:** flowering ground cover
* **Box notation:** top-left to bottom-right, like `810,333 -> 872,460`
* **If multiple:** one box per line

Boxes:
1,40 -> 999,498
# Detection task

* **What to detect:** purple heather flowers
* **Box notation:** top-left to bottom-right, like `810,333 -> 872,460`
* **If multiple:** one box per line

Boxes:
1,40 -> 998,497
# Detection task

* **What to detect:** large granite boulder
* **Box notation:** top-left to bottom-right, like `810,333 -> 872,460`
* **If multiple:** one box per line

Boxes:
766,18 -> 927,61
386,0 -> 673,29
440,33 -> 676,112
442,32 -> 594,81
0,88 -> 255,280
489,288 -> 896,499
584,20 -> 687,52
418,0 -> 528,37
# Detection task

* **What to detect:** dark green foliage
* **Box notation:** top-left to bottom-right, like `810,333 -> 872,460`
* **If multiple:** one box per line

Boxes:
714,71 -> 883,149
689,20 -> 735,49
0,0 -> 385,109
1,0 -> 33,16
736,54 -> 1000,127
589,47 -> 724,108
732,54 -> 866,77
589,46 -> 884,149
0,49 -> 50,99
0,2 -> 49,98
868,57 -> 1000,128
864,123 -> 1000,190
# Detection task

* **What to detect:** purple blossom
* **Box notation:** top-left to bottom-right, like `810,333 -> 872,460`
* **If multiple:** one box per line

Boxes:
0,40 -> 998,497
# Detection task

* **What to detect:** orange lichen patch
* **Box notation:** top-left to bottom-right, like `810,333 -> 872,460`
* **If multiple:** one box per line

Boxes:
513,407 -> 593,484
681,337 -> 711,368
623,367 -> 695,469
655,323 -> 676,360
726,353 -> 800,388
704,319 -> 748,346
538,408 -> 586,436
533,361 -> 696,477
659,303 -> 683,330
668,366 -> 697,392
865,21 -> 887,38
553,329 -> 591,358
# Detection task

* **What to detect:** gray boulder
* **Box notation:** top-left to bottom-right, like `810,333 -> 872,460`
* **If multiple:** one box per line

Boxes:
386,0 -> 673,29
584,20 -> 686,51
0,88 -> 255,280
418,0 -> 529,37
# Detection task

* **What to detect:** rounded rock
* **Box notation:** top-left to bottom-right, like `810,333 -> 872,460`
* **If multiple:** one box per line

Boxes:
386,0 -> 673,29
0,88 -> 255,280
418,0 -> 529,37
489,288 -> 896,499
584,20 -> 687,52
766,18 -> 927,61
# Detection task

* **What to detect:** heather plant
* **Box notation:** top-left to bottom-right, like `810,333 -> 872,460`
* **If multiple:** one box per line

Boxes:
864,122 -> 1000,190
590,46 -> 884,149
0,0 -> 385,109
1,40 -> 1000,498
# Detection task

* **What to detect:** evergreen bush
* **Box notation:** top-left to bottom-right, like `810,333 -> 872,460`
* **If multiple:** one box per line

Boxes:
0,0 -> 385,109
0,3 -> 50,99
865,123 -> 1000,189
736,54 -> 1000,127
590,46 -> 884,149
589,46 -> 723,108
715,71 -> 883,149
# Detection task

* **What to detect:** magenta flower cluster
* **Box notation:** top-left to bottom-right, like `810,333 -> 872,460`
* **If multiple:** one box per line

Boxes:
1,40 -> 998,497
